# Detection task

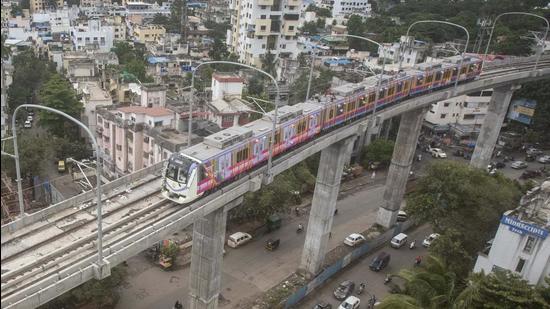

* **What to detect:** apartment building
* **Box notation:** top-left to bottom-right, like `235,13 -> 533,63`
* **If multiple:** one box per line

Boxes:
30,0 -> 63,13
132,24 -> 166,44
332,0 -> 371,18
423,90 -> 492,142
80,0 -> 112,7
227,0 -> 302,67
377,36 -> 427,67
206,73 -> 253,128
474,181 -> 550,286
70,19 -> 114,52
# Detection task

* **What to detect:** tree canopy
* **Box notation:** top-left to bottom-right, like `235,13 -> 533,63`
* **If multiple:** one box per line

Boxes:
360,139 -> 395,168
111,42 -> 153,83
38,73 -> 83,138
405,161 -> 521,278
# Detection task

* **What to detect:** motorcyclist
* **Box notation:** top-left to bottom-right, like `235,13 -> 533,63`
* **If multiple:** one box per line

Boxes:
415,256 -> 422,266
297,223 -> 303,232
409,239 -> 416,249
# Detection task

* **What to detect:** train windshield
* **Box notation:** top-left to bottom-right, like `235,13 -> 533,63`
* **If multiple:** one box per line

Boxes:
166,156 -> 195,184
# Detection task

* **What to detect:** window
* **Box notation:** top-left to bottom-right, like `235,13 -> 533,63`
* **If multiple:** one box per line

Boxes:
515,258 -> 526,273
463,114 -> 475,120
144,136 -> 149,143
260,25 -> 266,30
116,144 -> 122,151
128,147 -> 133,155
127,132 -> 133,142
104,122 -> 110,129
154,121 -> 163,127
440,114 -> 447,119
523,236 -> 536,253
463,102 -> 469,108
261,15 -> 266,19
443,102 -> 450,107
288,26 -> 294,30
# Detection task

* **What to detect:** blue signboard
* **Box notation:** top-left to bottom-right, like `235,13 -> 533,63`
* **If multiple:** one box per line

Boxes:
501,215 -> 548,239
507,99 -> 537,125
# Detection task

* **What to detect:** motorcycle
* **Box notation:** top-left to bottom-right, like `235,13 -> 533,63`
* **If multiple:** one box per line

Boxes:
296,224 -> 303,233
409,240 -> 416,249
357,283 -> 366,295
384,275 -> 392,285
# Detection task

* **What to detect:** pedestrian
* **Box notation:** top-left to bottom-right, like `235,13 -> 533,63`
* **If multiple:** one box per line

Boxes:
415,255 -> 422,266
371,170 -> 376,179
329,232 -> 332,238
174,300 -> 183,309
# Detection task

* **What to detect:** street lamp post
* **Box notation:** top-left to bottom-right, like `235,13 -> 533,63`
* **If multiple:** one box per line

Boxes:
306,34 -> 387,143
5,104 -> 106,268
190,61 -> 280,182
398,20 -> 470,89
482,12 -> 549,71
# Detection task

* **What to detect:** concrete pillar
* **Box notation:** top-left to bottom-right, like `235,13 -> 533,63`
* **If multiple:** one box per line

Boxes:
189,207 -> 227,309
300,138 -> 354,276
377,108 -> 426,228
470,85 -> 520,169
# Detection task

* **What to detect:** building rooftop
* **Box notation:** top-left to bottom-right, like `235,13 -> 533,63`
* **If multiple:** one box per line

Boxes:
209,97 -> 253,114
508,180 -> 550,228
117,106 -> 173,117
141,83 -> 166,92
212,73 -> 243,83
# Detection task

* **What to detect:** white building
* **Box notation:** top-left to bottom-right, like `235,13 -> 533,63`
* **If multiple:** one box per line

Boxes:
423,90 -> 492,141
227,0 -> 302,67
332,0 -> 371,18
77,81 -> 113,135
474,181 -> 550,286
207,73 -> 253,128
70,19 -> 114,52
376,36 -> 427,68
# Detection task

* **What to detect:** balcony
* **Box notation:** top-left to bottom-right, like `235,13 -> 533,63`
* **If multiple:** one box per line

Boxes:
270,20 -> 281,33
283,13 -> 299,21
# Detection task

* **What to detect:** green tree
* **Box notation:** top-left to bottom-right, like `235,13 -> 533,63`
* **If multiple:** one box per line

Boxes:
405,161 -> 521,276
0,132 -> 53,178
169,0 -> 185,33
39,73 -> 83,137
360,139 -> 395,168
511,80 -> 550,144
111,42 -> 153,83
151,13 -> 170,28
261,49 -> 277,79
456,270 -> 549,309
1,34 -> 10,59
300,21 -> 319,35
209,37 -> 229,61
7,49 -> 54,112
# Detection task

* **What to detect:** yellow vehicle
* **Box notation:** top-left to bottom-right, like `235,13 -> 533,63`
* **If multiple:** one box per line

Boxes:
58,160 -> 66,173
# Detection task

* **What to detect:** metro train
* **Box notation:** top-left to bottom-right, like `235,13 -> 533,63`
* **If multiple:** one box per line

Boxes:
162,55 -> 483,204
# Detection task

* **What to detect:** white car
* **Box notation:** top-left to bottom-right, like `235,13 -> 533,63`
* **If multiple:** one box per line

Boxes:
344,233 -> 366,247
422,233 -> 440,248
27,115 -> 33,122
537,155 -> 550,164
339,296 -> 360,309
397,210 -> 408,222
24,120 -> 32,128
429,148 -> 447,158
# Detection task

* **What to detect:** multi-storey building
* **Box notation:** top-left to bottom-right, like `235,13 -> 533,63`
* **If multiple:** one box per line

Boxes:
227,0 -> 302,67
30,0 -> 63,13
474,181 -> 550,286
132,24 -> 166,44
80,0 -> 112,7
423,90 -> 492,142
206,73 -> 252,128
70,19 -> 114,52
332,0 -> 371,18
377,36 -> 427,68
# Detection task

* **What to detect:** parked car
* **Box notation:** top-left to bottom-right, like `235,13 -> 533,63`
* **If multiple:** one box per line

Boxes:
313,302 -> 332,309
429,148 -> 447,158
26,108 -> 34,116
344,233 -> 366,247
520,169 -> 542,180
526,147 -> 543,157
338,296 -> 360,309
537,155 -> 550,164
27,115 -> 33,122
334,280 -> 355,300
510,161 -> 528,169
227,232 -> 252,248
422,233 -> 440,248
390,233 -> 408,248
369,251 -> 391,271
24,120 -> 32,128
57,160 -> 66,173
396,210 -> 408,222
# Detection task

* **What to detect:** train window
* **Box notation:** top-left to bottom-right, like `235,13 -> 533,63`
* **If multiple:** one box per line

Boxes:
435,72 -> 442,81
297,119 -> 306,134
397,83 -> 403,93
329,108 -> 334,119
460,66 -> 467,74
452,67 -> 458,77
470,64 -> 476,72
426,74 -> 433,83
404,81 -> 410,91
368,93 -> 376,103
388,86 -> 395,96
378,88 -> 385,98
274,130 -> 281,144
337,104 -> 344,116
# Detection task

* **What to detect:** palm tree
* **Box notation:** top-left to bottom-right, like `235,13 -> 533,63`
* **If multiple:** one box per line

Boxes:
378,255 -> 472,309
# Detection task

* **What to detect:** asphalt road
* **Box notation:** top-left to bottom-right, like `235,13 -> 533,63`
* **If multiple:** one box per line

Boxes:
297,225 -> 432,309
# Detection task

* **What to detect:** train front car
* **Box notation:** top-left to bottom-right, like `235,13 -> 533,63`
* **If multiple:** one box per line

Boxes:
162,153 -> 202,204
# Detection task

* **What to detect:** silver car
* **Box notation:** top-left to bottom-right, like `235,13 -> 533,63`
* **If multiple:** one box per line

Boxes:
537,155 -> 550,164
510,161 -> 528,169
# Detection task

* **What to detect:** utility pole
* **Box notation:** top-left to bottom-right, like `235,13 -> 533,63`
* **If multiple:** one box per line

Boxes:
474,17 -> 492,54
181,0 -> 188,54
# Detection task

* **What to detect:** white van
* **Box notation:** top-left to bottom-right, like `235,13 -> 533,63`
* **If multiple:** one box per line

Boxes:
227,232 -> 252,248
390,233 -> 408,248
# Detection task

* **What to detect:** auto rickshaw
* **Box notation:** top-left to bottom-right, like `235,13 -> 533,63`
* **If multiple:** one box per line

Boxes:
265,239 -> 280,251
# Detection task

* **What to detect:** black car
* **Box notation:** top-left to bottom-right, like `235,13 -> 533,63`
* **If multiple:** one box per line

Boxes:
369,252 -> 391,271
333,280 -> 355,300
313,302 -> 333,309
